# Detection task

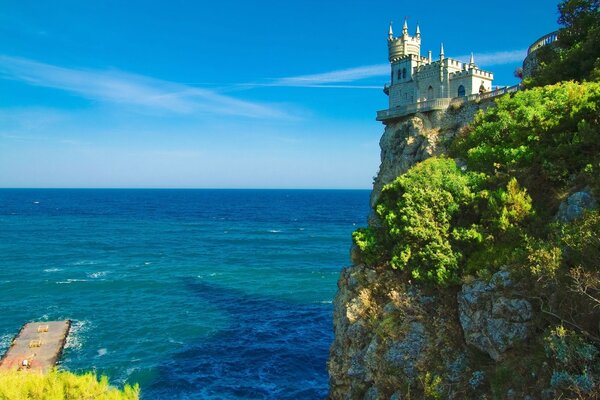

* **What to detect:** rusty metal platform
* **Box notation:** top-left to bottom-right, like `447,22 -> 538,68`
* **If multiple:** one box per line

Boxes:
0,320 -> 71,372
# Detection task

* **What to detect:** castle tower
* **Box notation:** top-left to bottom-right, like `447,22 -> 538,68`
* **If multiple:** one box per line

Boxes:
388,18 -> 421,61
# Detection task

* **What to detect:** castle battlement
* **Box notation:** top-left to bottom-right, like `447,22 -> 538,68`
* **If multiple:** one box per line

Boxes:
380,20 -> 495,120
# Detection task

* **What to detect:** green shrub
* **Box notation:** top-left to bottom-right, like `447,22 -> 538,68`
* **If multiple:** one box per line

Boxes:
374,157 -> 484,286
0,370 -> 139,400
545,325 -> 598,393
353,158 -> 534,286
454,81 -> 600,200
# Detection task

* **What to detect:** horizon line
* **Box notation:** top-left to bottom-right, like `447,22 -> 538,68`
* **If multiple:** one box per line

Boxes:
0,187 -> 373,191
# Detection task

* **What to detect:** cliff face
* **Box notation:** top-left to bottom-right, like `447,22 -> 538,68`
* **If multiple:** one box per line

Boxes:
370,102 -> 487,208
328,102 -> 549,400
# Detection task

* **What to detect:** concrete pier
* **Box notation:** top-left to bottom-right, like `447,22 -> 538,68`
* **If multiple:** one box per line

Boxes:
0,321 -> 71,372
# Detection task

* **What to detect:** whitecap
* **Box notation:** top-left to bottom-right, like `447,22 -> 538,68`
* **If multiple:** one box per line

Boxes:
65,320 -> 88,350
268,229 -> 282,233
0,334 -> 13,352
97,348 -> 107,357
87,271 -> 107,279
56,279 -> 88,284
33,201 -> 40,204
43,268 -> 62,273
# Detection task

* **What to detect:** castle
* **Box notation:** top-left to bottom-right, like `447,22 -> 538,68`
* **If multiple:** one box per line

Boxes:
378,20 -> 495,120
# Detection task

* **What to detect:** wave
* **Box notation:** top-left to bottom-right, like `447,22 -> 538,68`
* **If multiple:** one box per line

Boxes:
43,267 -> 63,273
64,320 -> 88,350
87,271 -> 108,279
56,279 -> 89,284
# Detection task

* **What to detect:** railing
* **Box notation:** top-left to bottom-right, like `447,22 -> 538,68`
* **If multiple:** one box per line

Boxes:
377,85 -> 520,121
527,31 -> 559,55
377,98 -> 452,120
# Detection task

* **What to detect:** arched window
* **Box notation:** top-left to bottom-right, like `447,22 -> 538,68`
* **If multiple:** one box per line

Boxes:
427,86 -> 434,100
391,71 -> 394,83
458,85 -> 466,97
402,68 -> 407,79
397,69 -> 402,80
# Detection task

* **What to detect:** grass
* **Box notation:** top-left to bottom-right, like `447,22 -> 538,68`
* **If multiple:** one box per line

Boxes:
0,369 -> 139,400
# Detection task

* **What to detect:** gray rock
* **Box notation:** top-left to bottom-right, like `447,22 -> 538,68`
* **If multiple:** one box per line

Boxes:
347,351 -> 366,379
390,391 -> 402,400
557,191 -> 597,222
347,320 -> 369,348
384,322 -> 427,378
458,271 -> 532,360
364,386 -> 379,400
364,337 -> 379,382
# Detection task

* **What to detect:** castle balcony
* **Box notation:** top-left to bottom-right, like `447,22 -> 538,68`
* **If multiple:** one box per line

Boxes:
527,31 -> 559,55
376,98 -> 453,121
376,84 -> 520,121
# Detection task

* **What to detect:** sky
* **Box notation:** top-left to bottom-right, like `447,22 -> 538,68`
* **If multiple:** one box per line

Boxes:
0,0 -> 561,189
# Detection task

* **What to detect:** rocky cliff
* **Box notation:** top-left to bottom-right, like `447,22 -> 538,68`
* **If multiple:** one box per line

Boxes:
328,95 -> 599,399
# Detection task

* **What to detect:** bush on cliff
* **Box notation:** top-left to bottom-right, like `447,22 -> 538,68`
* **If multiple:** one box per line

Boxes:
0,370 -> 139,400
454,81 -> 600,205
353,157 -> 533,286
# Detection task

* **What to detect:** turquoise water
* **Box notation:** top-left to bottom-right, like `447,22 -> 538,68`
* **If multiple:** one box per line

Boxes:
0,189 -> 370,399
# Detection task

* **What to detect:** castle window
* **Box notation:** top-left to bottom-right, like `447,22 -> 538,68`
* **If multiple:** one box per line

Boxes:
427,86 -> 434,100
402,68 -> 406,79
397,69 -> 402,80
458,85 -> 466,97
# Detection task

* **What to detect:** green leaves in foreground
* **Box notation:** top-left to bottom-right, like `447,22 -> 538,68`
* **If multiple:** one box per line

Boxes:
0,369 -> 139,400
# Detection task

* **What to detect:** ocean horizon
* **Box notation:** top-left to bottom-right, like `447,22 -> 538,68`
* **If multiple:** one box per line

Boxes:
0,188 -> 370,399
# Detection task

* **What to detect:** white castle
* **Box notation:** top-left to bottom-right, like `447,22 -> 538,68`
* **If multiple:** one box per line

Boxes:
378,19 -> 495,120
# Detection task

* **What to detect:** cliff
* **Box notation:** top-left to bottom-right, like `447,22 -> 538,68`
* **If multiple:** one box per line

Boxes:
328,81 -> 600,399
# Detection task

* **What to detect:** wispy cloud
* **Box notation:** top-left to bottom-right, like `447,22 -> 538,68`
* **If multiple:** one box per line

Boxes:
272,64 -> 388,87
266,48 -> 526,88
0,55 -> 287,119
456,49 -> 527,66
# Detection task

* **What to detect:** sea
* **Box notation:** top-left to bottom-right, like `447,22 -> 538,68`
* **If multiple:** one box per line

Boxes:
0,189 -> 370,399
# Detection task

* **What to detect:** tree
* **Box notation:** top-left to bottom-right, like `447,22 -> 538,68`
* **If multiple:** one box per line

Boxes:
528,0 -> 600,86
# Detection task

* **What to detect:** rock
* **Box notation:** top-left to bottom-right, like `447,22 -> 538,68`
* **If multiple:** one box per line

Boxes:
458,271 -> 532,361
384,322 -> 427,379
347,351 -> 366,379
389,391 -> 402,400
364,386 -> 379,400
557,191 -> 597,222
364,337 -> 379,382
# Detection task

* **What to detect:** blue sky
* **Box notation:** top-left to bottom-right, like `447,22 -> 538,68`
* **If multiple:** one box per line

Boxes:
0,0 -> 560,188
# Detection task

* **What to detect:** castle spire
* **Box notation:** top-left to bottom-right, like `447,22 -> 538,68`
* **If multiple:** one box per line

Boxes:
415,23 -> 420,38
440,43 -> 445,60
469,52 -> 475,67
388,22 -> 394,40
402,17 -> 408,36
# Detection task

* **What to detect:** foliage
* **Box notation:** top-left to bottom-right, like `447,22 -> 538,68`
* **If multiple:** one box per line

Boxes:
420,372 -> 443,400
545,326 -> 599,394
454,81 -> 600,198
527,0 -> 600,86
352,157 -> 534,286
0,369 -> 139,400
364,157 -> 484,285
561,210 -> 600,269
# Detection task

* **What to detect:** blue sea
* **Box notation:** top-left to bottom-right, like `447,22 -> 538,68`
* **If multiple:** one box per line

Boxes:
0,189 -> 370,399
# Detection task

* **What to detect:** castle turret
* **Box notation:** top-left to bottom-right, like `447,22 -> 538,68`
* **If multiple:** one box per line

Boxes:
388,19 -> 421,62
469,52 -> 475,68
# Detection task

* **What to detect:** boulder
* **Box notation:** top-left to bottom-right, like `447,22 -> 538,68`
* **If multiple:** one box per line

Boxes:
458,271 -> 532,361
